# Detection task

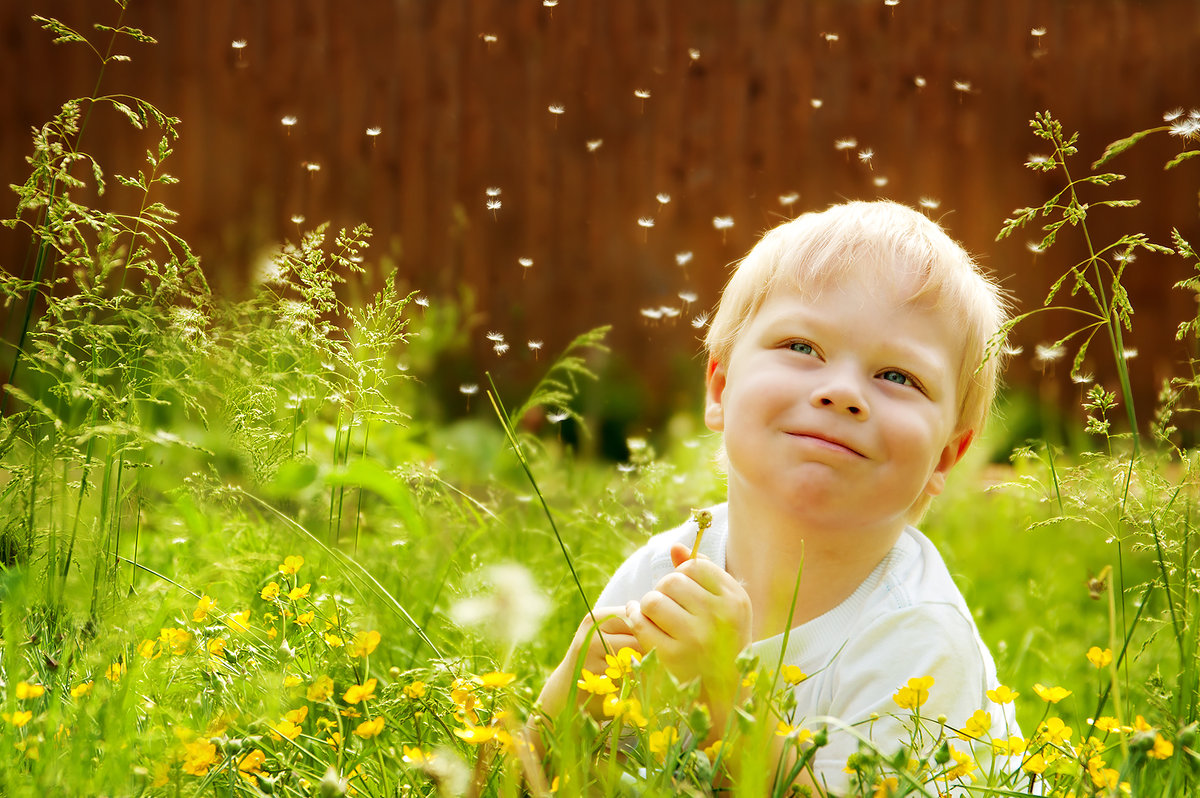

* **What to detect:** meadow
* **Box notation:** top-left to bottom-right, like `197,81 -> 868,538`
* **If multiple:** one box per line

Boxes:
3,9 -> 1200,798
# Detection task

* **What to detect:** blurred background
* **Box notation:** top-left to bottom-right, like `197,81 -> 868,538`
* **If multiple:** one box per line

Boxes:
3,0 -> 1199,453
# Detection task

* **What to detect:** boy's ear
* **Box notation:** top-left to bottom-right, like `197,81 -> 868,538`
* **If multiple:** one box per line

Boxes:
703,359 -> 727,432
923,429 -> 975,497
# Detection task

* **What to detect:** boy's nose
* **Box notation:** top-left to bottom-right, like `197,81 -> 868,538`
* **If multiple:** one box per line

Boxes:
812,372 -> 869,418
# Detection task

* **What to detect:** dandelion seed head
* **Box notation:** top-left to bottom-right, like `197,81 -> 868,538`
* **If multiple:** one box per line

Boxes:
712,216 -> 734,230
493,342 -> 510,355
913,75 -> 927,88
548,103 -> 565,115
231,40 -> 248,49
634,89 -> 651,99
281,115 -> 298,127
637,217 -> 655,228
678,291 -> 698,303
656,193 -> 671,204
459,384 -> 479,396
675,251 -> 694,266
586,138 -> 603,152
518,257 -> 533,268
810,98 -> 823,109
527,339 -> 543,351
779,192 -> 800,206
1164,108 -> 1185,122
834,138 -> 858,151
366,127 -> 382,136
1169,118 -> 1200,139
918,197 -> 940,210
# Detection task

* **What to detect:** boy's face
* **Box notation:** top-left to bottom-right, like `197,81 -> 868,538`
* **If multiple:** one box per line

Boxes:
704,272 -> 971,536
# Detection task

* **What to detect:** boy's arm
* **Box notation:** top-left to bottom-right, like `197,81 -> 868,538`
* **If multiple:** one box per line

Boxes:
534,606 -> 640,721
624,543 -> 753,740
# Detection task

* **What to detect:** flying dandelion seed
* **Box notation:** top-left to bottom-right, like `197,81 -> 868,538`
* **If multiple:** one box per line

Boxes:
493,342 -> 510,355
1002,344 -> 1024,357
1034,343 -> 1065,364
518,257 -> 533,268
913,75 -> 927,88
1071,372 -> 1094,384
640,308 -> 663,322
548,103 -> 565,115
281,115 -> 297,127
617,463 -> 637,473
415,296 -> 429,308
543,0 -> 558,6
691,312 -> 710,329
547,409 -> 570,424
918,197 -> 941,210
656,193 -> 671,204
527,340 -> 543,356
678,291 -> 698,304
366,127 -> 382,136
1030,27 -> 1047,37
634,89 -> 651,99
953,80 -> 974,93
688,48 -> 701,61
858,148 -> 874,166
304,162 -> 321,172
1122,348 -> 1138,360
450,563 -> 550,645
822,32 -> 840,43
675,251 -> 694,266
713,216 -> 734,230
290,214 -> 305,225
480,33 -> 498,46
1026,154 -> 1051,166
835,138 -> 858,151
485,331 -> 505,343
232,39 -> 247,49
637,217 -> 655,228
586,138 -> 603,152
1113,251 -> 1137,263
485,186 -> 501,197
873,176 -> 889,187
459,383 -> 479,396
884,0 -> 900,6
779,192 -> 799,206
661,306 -> 680,319
1164,108 -> 1185,122
486,198 -> 501,217
810,98 -> 823,109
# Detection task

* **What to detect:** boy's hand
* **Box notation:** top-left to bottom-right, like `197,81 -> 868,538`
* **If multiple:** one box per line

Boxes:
536,606 -> 640,721
625,544 -> 752,728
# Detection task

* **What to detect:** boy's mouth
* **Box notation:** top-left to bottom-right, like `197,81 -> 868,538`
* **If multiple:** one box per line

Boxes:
784,431 -> 866,458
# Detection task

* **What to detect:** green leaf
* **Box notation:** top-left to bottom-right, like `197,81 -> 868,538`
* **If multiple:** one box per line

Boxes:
1092,128 -> 1159,168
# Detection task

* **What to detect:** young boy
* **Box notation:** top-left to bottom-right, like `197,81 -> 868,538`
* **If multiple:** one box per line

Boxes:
536,200 -> 1017,792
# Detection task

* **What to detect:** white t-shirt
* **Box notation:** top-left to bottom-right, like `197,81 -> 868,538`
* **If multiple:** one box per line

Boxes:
595,503 -> 1020,794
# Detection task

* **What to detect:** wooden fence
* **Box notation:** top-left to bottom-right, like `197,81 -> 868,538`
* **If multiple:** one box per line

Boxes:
3,0 -> 1199,433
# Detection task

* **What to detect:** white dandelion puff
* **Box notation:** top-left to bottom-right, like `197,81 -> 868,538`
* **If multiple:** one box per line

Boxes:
548,103 -> 565,115
918,197 -> 941,210
858,148 -> 874,165
1164,108 -> 1185,122
1122,348 -> 1138,360
873,176 -> 889,187
661,306 -> 681,319
691,312 -> 710,329
232,39 -> 248,50
810,98 -> 824,109
1027,240 -> 1045,253
678,291 -> 698,304
688,48 -> 701,61
779,192 -> 800,206
637,217 -> 656,228
493,342 -> 510,355
485,186 -> 502,197
822,32 -> 840,43
415,296 -> 429,308
366,126 -> 382,136
640,307 -> 664,320
518,257 -> 534,268
656,192 -> 671,204
675,251 -> 694,266
712,216 -> 734,230
1001,344 -> 1024,357
913,76 -> 927,88
885,0 -> 900,5
281,115 -> 298,127
546,409 -> 570,424
459,384 -> 479,396
450,563 -> 550,645
486,199 -> 502,212
480,33 -> 498,43
634,89 -> 651,99
834,138 -> 858,151
1035,343 -> 1065,364
290,214 -> 305,224
1071,372 -> 1094,384
586,139 -> 603,152
1030,27 -> 1047,37
304,162 -> 321,172
953,80 -> 973,93
543,0 -> 558,6
527,340 -> 543,351
485,331 -> 505,342
1027,154 -> 1051,166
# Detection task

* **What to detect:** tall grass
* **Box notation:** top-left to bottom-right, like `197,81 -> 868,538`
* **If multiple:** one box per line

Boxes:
3,6 -> 1200,797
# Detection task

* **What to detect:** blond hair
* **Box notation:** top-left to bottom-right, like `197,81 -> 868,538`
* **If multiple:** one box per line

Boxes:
704,200 -> 1009,519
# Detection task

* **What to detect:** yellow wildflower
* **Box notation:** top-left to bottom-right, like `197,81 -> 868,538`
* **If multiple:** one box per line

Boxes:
1149,733 -> 1174,759
327,731 -> 343,750
1039,717 -> 1072,747
349,630 -> 381,658
285,706 -> 308,725
992,735 -> 1026,756
1086,646 -> 1113,668
238,749 -> 265,776
775,722 -> 813,744
987,685 -> 1019,704
343,679 -> 377,705
604,647 -> 642,680
742,670 -> 758,689
648,726 -> 679,758
1033,683 -> 1072,703
5,710 -> 33,727
1022,753 -> 1048,774
70,681 -> 93,699
283,673 -> 302,688
704,739 -> 724,762
1088,756 -> 1119,789
872,776 -> 899,798
958,709 -> 991,741
15,682 -> 46,700
158,627 -> 192,655
227,610 -> 252,633
182,739 -> 218,776
403,745 -> 430,765
945,746 -> 976,781
278,555 -> 304,575
1092,716 -> 1122,733
193,594 -> 216,622
261,581 -> 281,601
893,676 -> 934,710
270,719 -> 302,741
288,583 -> 311,601
602,694 -> 648,728
576,669 -> 617,695
781,664 -> 808,685
324,632 -> 344,647
137,639 -> 161,660
208,638 -> 227,659
454,724 -> 496,744
105,662 -> 125,681
403,680 -> 427,700
355,716 -> 386,739
476,671 -> 516,689
296,611 -> 315,626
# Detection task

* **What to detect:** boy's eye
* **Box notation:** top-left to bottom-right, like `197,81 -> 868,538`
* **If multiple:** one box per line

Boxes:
787,341 -> 814,355
879,369 -> 913,386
